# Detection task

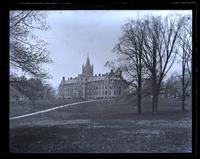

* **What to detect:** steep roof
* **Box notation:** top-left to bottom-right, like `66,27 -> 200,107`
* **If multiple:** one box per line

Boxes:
84,56 -> 92,71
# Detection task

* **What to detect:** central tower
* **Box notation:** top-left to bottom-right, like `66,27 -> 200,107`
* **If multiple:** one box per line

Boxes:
82,56 -> 94,77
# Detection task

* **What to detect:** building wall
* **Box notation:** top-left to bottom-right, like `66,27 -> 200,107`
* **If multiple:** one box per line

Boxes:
58,75 -> 128,99
58,57 -> 128,99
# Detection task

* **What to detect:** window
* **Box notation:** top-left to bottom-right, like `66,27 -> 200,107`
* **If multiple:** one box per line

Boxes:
105,91 -> 107,95
105,86 -> 107,89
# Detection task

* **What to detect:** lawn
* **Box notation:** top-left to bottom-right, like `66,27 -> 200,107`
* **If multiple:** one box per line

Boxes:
9,98 -> 87,118
9,96 -> 192,153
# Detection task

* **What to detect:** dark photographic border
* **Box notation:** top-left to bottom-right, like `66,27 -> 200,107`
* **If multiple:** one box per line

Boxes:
1,0 -> 199,158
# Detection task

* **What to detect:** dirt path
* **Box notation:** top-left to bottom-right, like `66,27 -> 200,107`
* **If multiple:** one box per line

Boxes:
10,100 -> 97,120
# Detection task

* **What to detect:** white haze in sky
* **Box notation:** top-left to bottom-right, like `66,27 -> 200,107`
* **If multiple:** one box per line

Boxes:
32,10 -> 192,89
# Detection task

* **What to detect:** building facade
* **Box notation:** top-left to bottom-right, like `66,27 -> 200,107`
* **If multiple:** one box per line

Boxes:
58,56 -> 128,99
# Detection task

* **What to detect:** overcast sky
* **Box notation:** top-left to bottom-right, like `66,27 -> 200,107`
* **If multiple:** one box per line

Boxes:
34,10 -> 192,89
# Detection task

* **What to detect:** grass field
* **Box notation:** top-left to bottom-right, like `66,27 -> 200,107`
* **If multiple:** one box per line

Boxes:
9,96 -> 192,153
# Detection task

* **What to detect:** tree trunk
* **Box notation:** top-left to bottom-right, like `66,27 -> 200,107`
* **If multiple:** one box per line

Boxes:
137,89 -> 141,114
182,80 -> 186,111
182,51 -> 186,111
182,93 -> 185,111
152,90 -> 159,113
152,81 -> 160,114
137,48 -> 142,114
152,74 -> 157,113
155,91 -> 159,113
152,96 -> 155,113
152,38 -> 157,114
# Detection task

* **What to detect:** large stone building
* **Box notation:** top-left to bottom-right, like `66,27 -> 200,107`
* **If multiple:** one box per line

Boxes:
58,56 -> 128,99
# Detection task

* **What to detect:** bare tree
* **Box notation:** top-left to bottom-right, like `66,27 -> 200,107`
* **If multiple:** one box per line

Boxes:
110,19 -> 147,114
9,11 -> 52,102
142,16 -> 183,113
10,11 -> 51,79
177,15 -> 192,111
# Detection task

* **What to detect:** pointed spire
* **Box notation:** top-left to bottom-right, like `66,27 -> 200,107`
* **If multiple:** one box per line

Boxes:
82,55 -> 93,77
85,56 -> 91,68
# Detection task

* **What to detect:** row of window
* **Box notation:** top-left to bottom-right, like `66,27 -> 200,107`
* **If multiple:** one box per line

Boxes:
63,86 -> 125,92
61,84 -> 127,93
86,86 -> 108,90
85,90 -> 122,96
85,85 -> 127,90
60,90 -> 126,97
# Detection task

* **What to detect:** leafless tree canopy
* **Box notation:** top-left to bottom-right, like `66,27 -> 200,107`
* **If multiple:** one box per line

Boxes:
141,16 -> 184,112
107,15 -> 192,113
112,19 -> 148,114
10,11 -> 51,79
9,11 -> 53,103
177,15 -> 192,111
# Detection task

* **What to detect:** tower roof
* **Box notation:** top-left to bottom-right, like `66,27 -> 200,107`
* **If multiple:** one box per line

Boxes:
82,56 -> 93,77
85,56 -> 92,70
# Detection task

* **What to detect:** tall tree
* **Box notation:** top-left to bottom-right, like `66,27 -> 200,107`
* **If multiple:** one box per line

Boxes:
9,11 -> 52,100
177,15 -> 192,111
111,19 -> 146,114
142,16 -> 183,113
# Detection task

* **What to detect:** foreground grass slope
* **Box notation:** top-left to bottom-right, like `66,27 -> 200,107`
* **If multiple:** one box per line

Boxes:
10,96 -> 192,153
